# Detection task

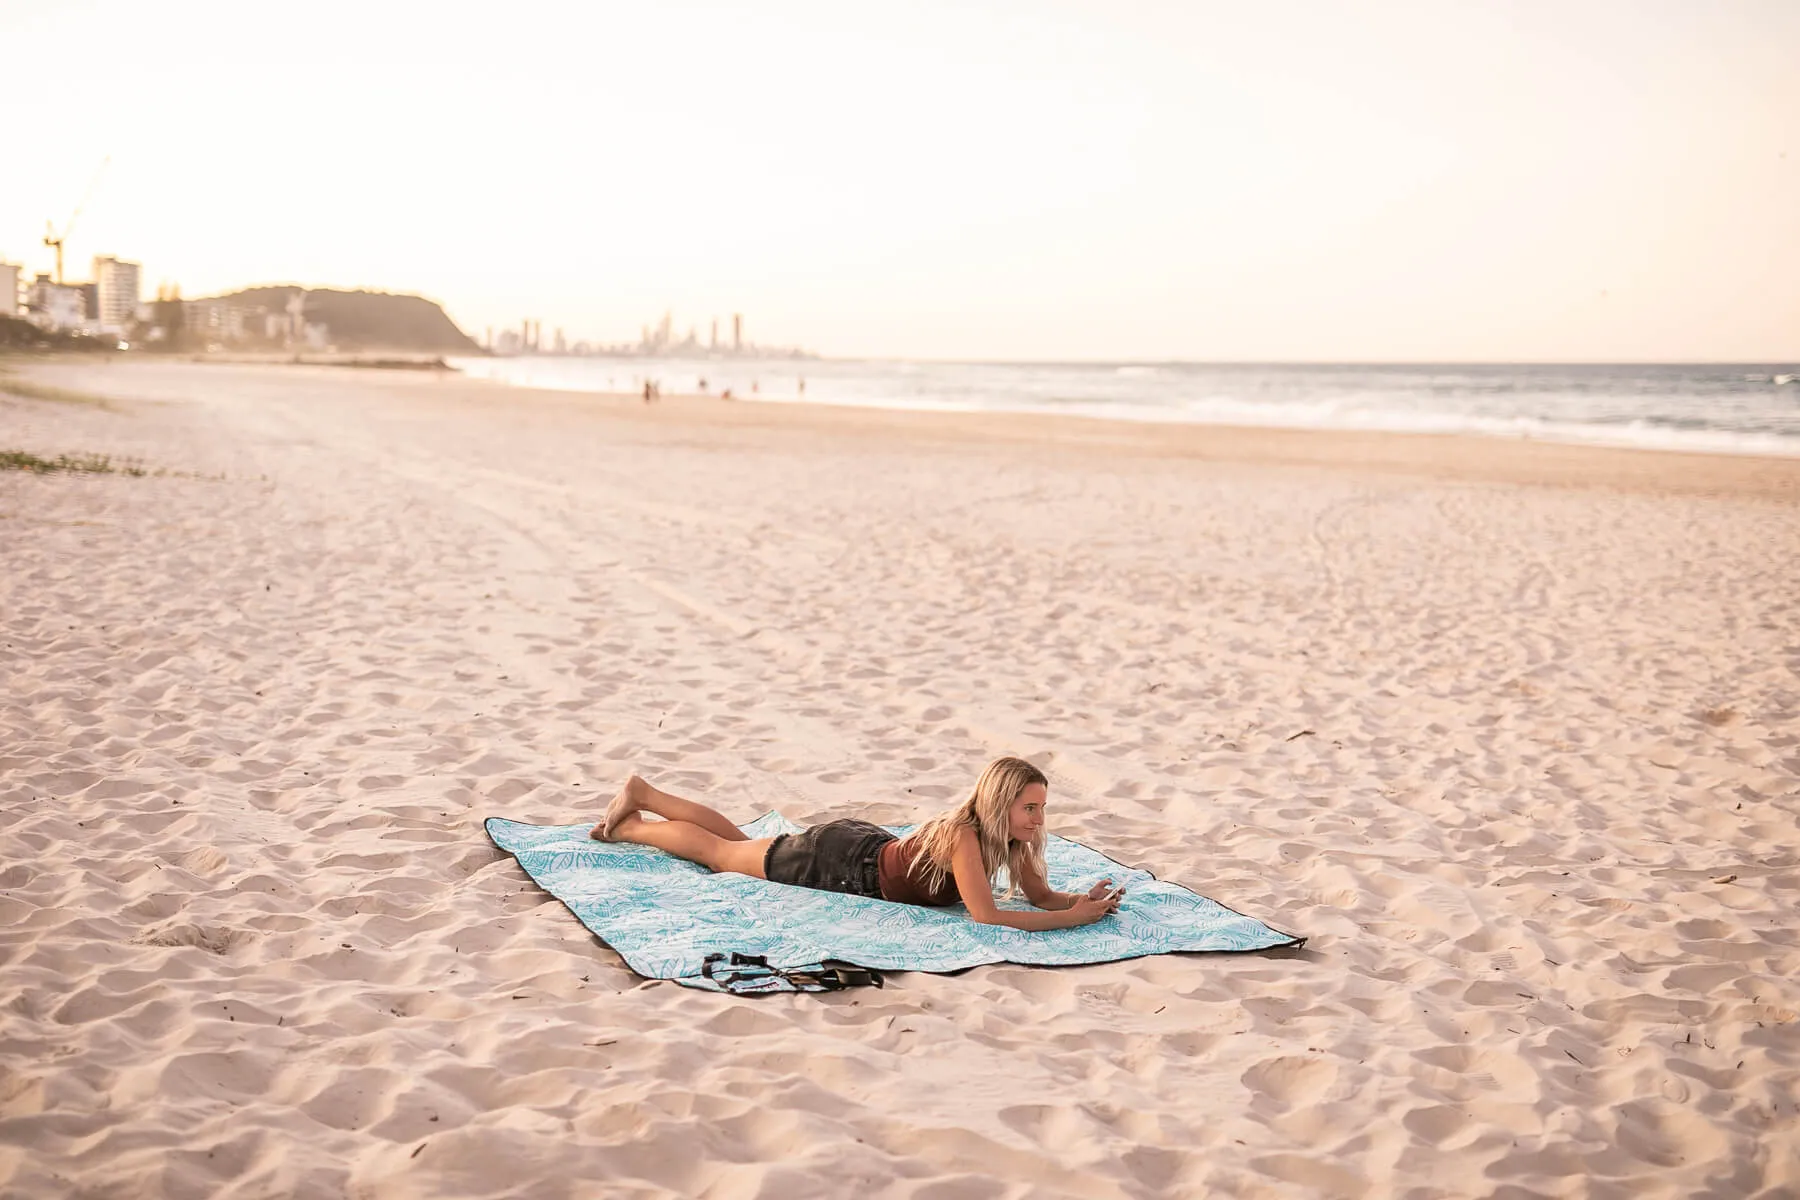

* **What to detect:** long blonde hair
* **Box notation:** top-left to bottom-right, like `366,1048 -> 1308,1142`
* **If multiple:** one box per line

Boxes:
899,756 -> 1048,899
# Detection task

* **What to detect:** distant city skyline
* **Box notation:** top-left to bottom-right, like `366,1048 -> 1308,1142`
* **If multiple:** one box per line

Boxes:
2,1 -> 1795,362
482,310 -> 812,358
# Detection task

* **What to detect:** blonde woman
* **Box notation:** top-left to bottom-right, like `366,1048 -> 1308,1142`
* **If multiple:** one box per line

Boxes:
592,756 -> 1123,930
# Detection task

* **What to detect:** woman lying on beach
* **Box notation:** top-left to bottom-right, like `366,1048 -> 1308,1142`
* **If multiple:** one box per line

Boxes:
592,756 -> 1124,930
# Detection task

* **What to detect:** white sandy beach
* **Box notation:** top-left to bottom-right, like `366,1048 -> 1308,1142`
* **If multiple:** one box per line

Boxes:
2,358 -> 1797,1199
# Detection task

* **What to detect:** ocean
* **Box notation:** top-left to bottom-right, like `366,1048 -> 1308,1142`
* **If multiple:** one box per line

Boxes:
447,357 -> 1800,458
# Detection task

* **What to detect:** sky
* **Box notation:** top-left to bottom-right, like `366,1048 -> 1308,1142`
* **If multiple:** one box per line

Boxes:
2,0 -> 1795,361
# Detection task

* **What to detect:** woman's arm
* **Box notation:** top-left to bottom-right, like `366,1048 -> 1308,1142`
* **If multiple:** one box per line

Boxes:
950,828 -> 1118,931
1012,851 -> 1109,911
1013,852 -> 1072,910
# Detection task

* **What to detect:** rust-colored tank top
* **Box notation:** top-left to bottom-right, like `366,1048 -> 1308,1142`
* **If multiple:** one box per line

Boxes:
877,836 -> 962,907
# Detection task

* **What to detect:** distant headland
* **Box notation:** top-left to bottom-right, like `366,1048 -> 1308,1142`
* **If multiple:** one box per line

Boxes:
163,286 -> 482,356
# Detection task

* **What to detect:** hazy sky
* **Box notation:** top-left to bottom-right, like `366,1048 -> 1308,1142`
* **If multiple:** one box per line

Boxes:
4,0 -> 1794,360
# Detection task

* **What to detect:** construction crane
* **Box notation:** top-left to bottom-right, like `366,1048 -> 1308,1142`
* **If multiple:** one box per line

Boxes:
43,156 -> 110,284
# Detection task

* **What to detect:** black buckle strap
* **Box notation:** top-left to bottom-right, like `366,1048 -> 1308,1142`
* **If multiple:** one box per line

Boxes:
701,952 -> 884,993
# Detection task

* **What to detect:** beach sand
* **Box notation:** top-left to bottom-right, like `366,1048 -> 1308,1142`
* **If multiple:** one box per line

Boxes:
2,359 -> 1797,1198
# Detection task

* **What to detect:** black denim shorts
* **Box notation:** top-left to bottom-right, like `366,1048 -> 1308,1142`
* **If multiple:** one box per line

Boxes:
763,818 -> 894,898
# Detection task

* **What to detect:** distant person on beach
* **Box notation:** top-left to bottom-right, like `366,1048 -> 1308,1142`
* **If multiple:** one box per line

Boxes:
798,376 -> 806,397
590,756 -> 1123,929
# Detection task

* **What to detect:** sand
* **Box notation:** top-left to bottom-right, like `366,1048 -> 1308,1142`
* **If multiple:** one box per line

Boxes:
2,358 -> 1797,1199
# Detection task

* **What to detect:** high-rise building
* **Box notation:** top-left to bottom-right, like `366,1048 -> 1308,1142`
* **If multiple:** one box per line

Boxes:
733,313 -> 742,352
27,274 -> 88,330
93,256 -> 141,333
0,262 -> 19,316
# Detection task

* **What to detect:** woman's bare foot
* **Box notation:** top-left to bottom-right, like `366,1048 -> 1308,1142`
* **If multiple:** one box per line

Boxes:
590,776 -> 647,841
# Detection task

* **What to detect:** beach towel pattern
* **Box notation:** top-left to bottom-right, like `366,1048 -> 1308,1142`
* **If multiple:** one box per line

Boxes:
484,813 -> 1303,994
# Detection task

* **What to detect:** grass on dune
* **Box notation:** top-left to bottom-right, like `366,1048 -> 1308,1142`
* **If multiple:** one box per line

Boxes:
0,449 -> 151,476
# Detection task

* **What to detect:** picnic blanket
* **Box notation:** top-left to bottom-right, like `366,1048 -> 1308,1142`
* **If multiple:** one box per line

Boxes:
484,812 -> 1303,994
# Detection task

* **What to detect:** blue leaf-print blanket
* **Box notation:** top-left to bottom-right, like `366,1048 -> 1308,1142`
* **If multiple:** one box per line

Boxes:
484,812 -> 1303,994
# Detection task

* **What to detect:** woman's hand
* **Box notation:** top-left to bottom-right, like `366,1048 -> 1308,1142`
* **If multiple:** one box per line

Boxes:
1086,879 -> 1120,902
1064,888 -> 1122,926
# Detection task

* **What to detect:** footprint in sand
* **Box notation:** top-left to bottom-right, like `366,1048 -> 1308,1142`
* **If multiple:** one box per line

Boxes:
1241,1054 -> 1337,1112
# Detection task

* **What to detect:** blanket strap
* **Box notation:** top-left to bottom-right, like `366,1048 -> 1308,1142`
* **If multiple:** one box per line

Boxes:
701,952 -> 884,993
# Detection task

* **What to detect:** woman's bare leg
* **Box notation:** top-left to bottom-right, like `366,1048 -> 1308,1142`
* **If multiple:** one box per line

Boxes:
593,774 -> 746,842
604,812 -> 772,879
589,774 -> 771,879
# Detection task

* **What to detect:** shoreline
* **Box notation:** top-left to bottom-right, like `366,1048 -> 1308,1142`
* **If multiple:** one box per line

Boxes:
14,353 -> 1798,481
445,374 -> 1800,504
5,358 -> 1798,502
447,354 -> 1800,466
8,357 -> 1799,502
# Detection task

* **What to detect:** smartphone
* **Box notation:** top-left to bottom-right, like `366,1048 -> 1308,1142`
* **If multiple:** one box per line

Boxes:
1104,884 -> 1126,902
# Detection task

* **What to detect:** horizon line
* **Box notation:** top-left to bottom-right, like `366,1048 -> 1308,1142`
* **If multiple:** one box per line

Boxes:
477,352 -> 1800,369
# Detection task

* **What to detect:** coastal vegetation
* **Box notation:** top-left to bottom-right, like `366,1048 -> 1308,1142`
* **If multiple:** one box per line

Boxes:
0,314 -> 115,354
0,449 -> 147,475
